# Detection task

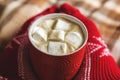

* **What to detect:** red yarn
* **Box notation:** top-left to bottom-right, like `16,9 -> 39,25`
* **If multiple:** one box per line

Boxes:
0,3 -> 120,80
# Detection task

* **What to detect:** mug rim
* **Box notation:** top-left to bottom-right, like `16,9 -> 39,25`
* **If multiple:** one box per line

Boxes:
28,13 -> 88,56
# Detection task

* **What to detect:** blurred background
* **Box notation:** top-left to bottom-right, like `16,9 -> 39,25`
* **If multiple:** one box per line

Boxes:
0,0 -> 120,67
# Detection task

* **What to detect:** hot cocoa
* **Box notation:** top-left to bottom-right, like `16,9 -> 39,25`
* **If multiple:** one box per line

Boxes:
31,17 -> 84,55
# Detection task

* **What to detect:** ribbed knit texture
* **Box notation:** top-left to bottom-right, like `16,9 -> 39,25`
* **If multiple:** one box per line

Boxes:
59,4 -> 120,80
0,3 -> 120,80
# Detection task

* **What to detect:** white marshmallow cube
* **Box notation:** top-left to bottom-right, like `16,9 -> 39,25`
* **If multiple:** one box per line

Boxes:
38,43 -> 48,53
31,37 -> 41,47
32,27 -> 47,42
65,32 -> 83,49
67,45 -> 75,53
32,26 -> 40,34
71,24 -> 82,32
55,18 -> 71,31
48,41 -> 67,55
49,30 -> 65,41
42,19 -> 55,29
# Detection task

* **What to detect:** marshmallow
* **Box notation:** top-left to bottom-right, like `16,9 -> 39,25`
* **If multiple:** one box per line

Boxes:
38,43 -> 48,53
32,27 -> 47,42
65,32 -> 83,49
48,41 -> 67,55
48,30 -> 65,41
42,19 -> 55,29
32,26 -> 40,33
67,44 -> 75,53
54,18 -> 71,31
71,24 -> 82,32
31,37 -> 40,47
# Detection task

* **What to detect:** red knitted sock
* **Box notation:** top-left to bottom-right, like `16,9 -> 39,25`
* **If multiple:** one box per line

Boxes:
60,3 -> 120,80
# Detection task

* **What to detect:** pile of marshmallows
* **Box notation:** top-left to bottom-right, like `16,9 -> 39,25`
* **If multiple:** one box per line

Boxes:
31,18 -> 84,55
